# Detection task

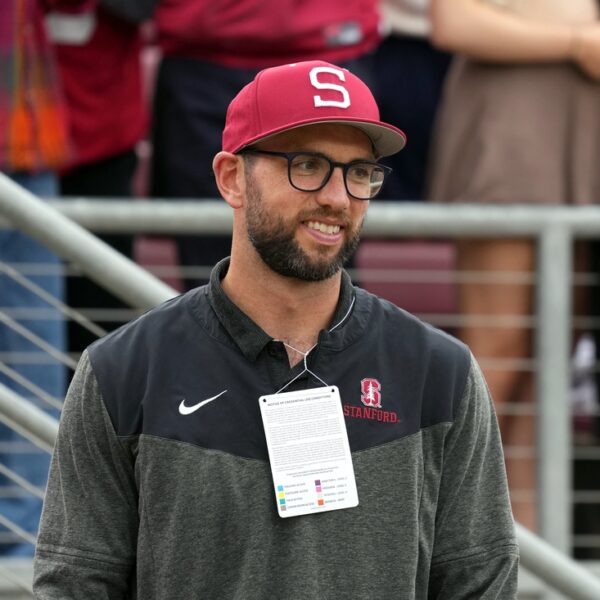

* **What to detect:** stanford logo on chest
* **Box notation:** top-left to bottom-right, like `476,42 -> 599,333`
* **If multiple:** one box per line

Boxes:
343,378 -> 398,423
360,378 -> 382,408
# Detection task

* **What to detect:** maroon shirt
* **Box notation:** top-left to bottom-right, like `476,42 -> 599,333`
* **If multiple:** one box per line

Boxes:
53,7 -> 147,170
156,0 -> 382,68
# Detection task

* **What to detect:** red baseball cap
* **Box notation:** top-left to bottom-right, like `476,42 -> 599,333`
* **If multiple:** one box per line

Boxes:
222,60 -> 407,157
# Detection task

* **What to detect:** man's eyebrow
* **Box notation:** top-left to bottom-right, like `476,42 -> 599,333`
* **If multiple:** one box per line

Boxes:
289,149 -> 379,162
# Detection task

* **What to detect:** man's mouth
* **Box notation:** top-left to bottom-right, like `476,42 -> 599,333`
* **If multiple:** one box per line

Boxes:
306,221 -> 341,235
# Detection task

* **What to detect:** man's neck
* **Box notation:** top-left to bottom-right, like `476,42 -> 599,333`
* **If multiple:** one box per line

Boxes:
222,255 -> 342,358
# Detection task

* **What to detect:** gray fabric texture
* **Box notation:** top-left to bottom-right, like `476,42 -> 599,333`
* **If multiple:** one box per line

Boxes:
34,353 -> 518,598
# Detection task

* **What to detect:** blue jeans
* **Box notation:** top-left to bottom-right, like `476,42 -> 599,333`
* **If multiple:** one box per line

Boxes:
0,171 -> 64,556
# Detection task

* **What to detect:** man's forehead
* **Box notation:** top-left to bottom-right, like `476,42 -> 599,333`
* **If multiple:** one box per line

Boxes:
253,123 -> 375,154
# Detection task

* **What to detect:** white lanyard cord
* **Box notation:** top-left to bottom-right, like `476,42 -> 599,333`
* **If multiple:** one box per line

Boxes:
328,295 -> 355,333
274,294 -> 355,394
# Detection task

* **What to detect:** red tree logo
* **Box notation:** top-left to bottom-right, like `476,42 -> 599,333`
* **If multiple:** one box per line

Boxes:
361,378 -> 382,408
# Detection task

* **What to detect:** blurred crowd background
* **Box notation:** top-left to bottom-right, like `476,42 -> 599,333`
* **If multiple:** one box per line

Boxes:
1,0 -> 600,563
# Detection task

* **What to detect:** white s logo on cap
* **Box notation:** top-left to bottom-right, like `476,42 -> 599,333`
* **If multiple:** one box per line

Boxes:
309,67 -> 351,109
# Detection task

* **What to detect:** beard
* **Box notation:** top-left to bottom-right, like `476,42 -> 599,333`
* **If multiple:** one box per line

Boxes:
244,172 -> 363,282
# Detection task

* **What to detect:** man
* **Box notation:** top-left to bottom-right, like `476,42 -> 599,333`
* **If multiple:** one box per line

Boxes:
33,61 -> 519,598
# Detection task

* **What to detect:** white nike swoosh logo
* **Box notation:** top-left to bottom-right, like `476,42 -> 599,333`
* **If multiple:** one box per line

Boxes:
178,390 -> 228,415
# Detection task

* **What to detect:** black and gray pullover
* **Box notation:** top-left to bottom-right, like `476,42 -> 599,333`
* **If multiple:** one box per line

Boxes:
34,260 -> 519,599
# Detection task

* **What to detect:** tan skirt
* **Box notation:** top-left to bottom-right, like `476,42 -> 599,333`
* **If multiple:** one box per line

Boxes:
427,57 -> 600,205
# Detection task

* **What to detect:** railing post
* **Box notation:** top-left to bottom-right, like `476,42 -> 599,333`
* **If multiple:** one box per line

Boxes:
536,224 -> 573,557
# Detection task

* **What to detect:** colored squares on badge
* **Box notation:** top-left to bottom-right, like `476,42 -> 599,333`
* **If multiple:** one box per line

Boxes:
315,480 -> 325,507
277,485 -> 286,509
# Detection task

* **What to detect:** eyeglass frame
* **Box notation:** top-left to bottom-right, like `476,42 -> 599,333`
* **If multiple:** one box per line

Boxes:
238,149 -> 392,201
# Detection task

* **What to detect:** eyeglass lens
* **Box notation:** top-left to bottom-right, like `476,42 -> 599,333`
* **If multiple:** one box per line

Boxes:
289,154 -> 385,200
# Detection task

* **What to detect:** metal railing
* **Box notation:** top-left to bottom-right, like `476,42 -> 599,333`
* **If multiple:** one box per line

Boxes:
40,197 -> 600,554
2,173 -> 600,598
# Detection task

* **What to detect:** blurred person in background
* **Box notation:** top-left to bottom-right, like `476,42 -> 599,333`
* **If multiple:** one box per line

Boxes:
353,2 -> 454,329
427,0 -> 600,530
46,1 -> 150,357
151,0 -> 383,289
374,0 -> 451,201
0,0 -> 71,555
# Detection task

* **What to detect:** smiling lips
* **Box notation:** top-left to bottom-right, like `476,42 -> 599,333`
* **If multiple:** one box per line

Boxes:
306,220 -> 341,235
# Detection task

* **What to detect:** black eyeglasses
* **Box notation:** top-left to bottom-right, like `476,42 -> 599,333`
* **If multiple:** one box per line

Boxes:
240,149 -> 392,200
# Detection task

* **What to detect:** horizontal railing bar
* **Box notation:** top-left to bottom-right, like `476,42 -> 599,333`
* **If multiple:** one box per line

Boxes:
573,491 -> 600,503
503,447 -> 537,459
0,352 -> 75,365
0,442 -> 47,453
0,308 -> 139,321
0,488 -> 43,499
573,535 -> 600,547
4,258 -> 599,286
573,447 -> 600,460
19,199 -> 600,237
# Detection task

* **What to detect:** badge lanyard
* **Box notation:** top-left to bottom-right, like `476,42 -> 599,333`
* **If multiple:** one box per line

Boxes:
275,294 -> 355,394
258,297 -> 359,518
275,341 -> 326,394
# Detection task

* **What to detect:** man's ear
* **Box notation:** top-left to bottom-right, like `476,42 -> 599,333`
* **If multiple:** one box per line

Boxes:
213,151 -> 245,209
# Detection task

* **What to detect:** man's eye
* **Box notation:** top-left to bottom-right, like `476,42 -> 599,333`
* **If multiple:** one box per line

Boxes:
348,165 -> 372,181
292,158 -> 322,173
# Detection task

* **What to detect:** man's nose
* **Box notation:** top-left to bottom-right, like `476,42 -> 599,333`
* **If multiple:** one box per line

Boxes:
315,166 -> 350,209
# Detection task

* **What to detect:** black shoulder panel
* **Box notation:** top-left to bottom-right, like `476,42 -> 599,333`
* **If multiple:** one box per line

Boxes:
87,286 -> 472,459
88,288 -> 275,460
325,289 -> 471,451
88,292 -> 200,437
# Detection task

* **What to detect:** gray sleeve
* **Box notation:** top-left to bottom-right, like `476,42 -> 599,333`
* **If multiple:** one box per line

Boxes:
33,351 -> 138,599
429,354 -> 519,599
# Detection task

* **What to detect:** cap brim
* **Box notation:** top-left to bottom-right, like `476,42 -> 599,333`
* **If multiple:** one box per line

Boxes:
238,117 -> 406,158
